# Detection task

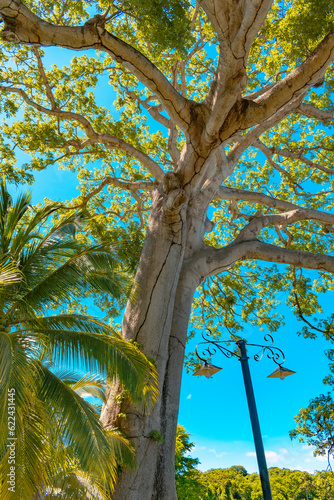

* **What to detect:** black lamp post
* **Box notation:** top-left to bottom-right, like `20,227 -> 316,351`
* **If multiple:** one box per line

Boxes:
193,332 -> 295,500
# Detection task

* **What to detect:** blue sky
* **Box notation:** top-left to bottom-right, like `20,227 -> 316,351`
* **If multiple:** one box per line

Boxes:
6,43 -> 334,476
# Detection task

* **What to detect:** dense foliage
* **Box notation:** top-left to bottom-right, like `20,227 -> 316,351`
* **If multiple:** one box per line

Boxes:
178,464 -> 334,500
290,393 -> 334,471
175,425 -> 206,500
175,427 -> 334,499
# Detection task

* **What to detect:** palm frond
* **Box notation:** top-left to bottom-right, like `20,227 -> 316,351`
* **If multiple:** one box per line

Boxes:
10,245 -> 126,316
70,373 -> 106,402
0,333 -> 41,451
0,333 -> 12,424
42,470 -> 106,500
0,372 -> 52,500
50,367 -> 107,402
38,364 -> 134,487
17,209 -> 83,270
0,181 -> 32,255
0,260 -> 22,288
14,314 -> 158,407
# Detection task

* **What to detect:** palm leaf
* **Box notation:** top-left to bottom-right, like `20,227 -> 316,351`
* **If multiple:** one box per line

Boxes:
9,201 -> 63,260
14,314 -> 158,406
38,364 -> 134,487
0,182 -> 31,255
0,260 -> 22,287
49,368 -> 106,402
69,373 -> 106,402
0,333 -> 12,426
10,245 -> 125,316
43,470 -> 106,500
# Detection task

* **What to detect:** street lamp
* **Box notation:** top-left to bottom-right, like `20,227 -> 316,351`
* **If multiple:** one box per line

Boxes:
193,332 -> 295,500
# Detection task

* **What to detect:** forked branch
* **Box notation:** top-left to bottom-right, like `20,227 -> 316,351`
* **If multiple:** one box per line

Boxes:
0,0 -> 193,131
233,209 -> 334,243
0,84 -> 165,180
255,139 -> 334,176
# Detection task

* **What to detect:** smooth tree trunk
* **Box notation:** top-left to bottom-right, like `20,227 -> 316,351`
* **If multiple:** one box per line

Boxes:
101,151 -> 238,499
100,175 -> 206,500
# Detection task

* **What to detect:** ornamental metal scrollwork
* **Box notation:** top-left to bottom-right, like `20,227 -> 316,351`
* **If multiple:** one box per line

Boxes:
247,334 -> 285,366
195,331 -> 286,366
195,330 -> 238,363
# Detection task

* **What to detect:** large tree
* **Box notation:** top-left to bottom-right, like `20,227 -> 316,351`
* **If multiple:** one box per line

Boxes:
1,1 -> 334,498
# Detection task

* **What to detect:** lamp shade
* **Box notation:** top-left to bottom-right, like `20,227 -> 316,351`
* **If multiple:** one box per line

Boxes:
267,365 -> 296,380
193,363 -> 222,378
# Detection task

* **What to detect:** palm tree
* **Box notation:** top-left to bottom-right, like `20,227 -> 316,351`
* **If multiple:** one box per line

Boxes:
0,181 -> 157,499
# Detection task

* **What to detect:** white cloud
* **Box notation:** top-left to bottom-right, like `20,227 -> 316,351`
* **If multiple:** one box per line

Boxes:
209,449 -> 227,458
315,455 -> 327,462
279,448 -> 289,455
186,394 -> 192,400
245,450 -> 283,463
292,465 -> 305,471
265,451 -> 284,463
194,445 -> 206,451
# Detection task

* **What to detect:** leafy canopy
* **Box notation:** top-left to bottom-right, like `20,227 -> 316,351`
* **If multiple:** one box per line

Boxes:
1,0 -> 333,345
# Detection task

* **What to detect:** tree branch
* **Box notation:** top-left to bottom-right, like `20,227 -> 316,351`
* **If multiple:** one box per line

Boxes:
217,185 -> 334,232
0,0 -> 193,132
77,177 -> 158,207
201,0 -> 274,136
234,209 -> 334,243
243,82 -> 276,101
255,140 -> 300,189
217,185 -> 332,210
66,177 -> 155,229
194,239 -> 334,280
295,102 -> 334,124
199,0 -> 273,57
125,91 -> 182,163
227,96 -> 303,163
126,92 -> 171,129
0,84 -> 165,180
220,26 -> 334,141
31,46 -> 56,109
255,139 -> 334,176
292,267 -> 328,335
167,123 -> 181,165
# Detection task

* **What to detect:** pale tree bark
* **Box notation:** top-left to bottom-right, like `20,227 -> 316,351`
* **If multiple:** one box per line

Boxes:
1,1 -> 334,499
